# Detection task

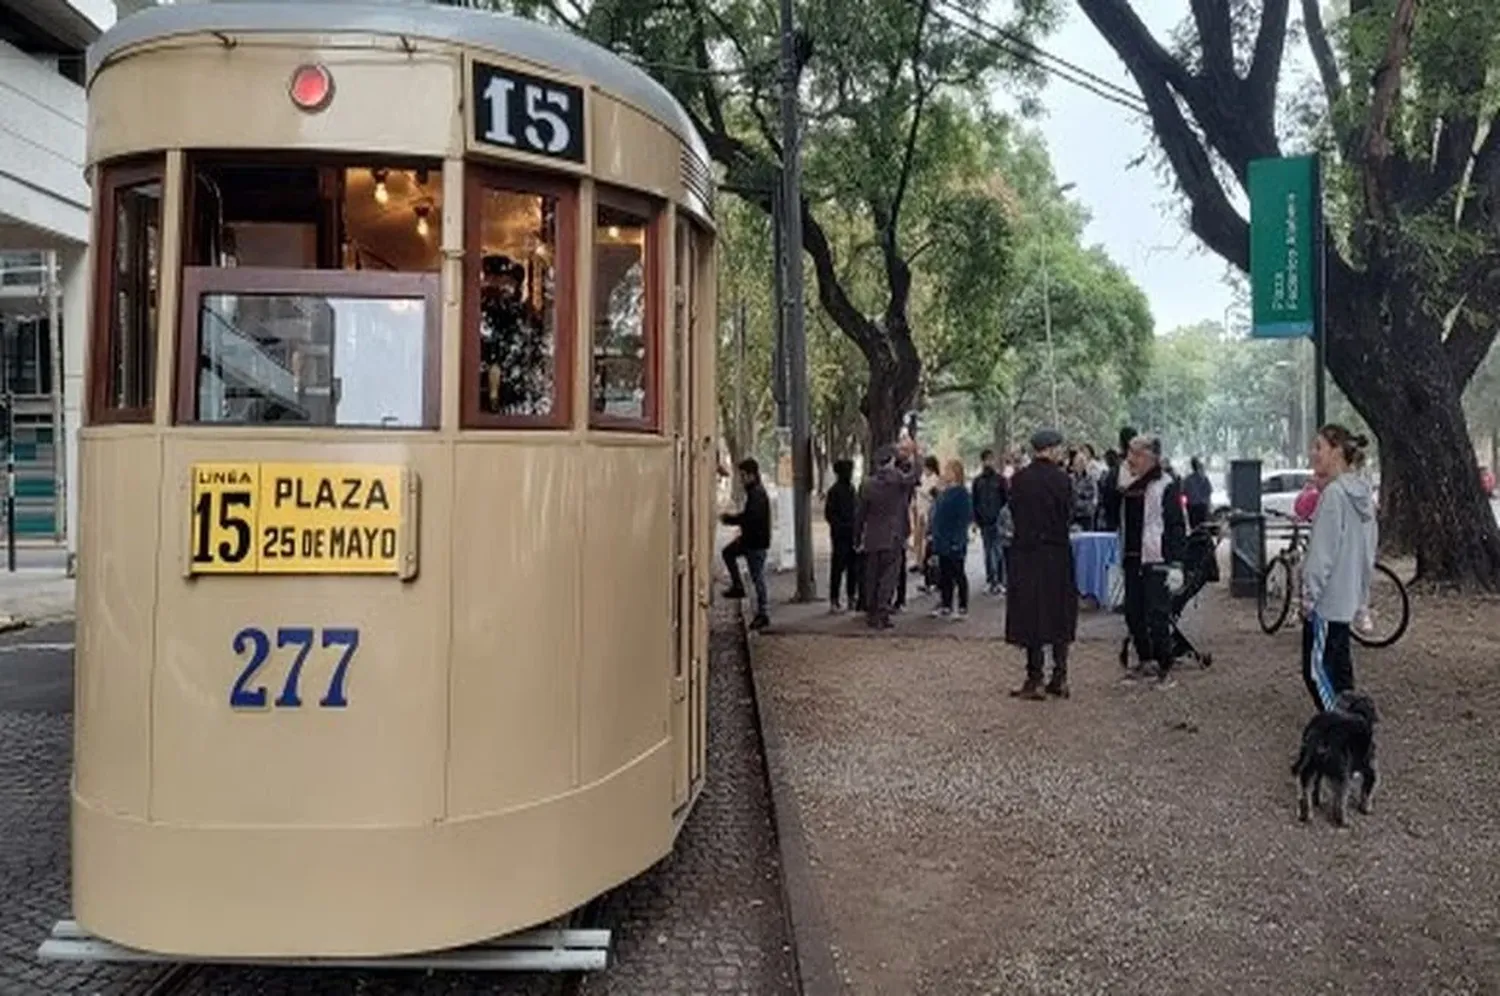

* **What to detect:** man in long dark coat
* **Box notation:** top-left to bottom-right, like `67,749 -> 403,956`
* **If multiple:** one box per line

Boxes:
1006,428 -> 1079,700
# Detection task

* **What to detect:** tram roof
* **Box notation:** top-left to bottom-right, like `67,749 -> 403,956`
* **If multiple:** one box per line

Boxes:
87,0 -> 711,166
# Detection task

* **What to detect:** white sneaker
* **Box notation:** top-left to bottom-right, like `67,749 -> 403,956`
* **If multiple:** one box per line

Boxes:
930,607 -> 951,618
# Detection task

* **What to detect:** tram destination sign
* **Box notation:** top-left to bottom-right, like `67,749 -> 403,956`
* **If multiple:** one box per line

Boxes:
471,59 -> 586,164
188,463 -> 418,578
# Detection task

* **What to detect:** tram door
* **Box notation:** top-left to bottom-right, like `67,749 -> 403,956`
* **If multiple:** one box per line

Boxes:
670,219 -> 693,809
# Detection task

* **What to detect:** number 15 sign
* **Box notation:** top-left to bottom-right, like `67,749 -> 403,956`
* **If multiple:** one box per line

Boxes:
471,60 -> 586,165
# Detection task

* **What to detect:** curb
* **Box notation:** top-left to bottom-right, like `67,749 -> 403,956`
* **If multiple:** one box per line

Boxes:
736,603 -> 844,996
0,616 -> 28,634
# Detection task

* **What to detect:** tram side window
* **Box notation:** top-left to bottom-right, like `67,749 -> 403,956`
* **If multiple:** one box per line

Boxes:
180,160 -> 443,428
591,192 -> 658,430
92,163 -> 163,423
464,169 -> 573,427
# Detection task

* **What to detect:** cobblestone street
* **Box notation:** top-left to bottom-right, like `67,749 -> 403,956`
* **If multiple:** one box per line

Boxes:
0,605 -> 795,995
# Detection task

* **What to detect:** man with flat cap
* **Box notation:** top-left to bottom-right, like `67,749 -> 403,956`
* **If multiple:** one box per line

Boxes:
857,437 -> 922,629
1005,428 -> 1078,699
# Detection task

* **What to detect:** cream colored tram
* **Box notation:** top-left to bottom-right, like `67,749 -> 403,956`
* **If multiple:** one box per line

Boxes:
70,0 -> 714,958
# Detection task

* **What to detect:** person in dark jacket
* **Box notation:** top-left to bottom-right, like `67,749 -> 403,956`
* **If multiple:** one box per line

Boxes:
824,459 -> 860,613
971,448 -> 1008,594
1006,428 -> 1079,700
857,440 -> 922,629
930,458 -> 973,618
1119,435 -> 1187,686
720,458 -> 772,629
1183,457 -> 1213,527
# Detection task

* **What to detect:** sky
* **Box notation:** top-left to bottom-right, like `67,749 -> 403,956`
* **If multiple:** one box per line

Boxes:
995,0 -> 1239,336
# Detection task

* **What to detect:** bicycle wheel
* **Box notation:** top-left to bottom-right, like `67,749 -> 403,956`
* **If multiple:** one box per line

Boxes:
1258,556 -> 1293,634
1352,562 -> 1410,649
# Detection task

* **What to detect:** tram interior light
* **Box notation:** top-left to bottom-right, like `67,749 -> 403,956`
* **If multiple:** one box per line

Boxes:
372,168 -> 390,206
414,203 -> 432,238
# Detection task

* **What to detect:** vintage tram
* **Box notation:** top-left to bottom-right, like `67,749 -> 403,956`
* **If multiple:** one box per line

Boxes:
68,0 -> 715,959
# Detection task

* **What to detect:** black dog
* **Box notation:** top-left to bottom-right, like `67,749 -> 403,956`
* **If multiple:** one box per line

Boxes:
1292,691 -> 1379,826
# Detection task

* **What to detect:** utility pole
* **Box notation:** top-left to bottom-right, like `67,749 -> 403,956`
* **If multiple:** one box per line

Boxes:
47,251 -> 65,545
779,0 -> 814,601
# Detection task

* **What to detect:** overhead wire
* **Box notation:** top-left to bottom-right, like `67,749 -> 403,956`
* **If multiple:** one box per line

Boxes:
922,0 -> 1151,117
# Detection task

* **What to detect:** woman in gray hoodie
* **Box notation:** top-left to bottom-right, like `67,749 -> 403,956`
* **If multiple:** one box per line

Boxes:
1300,424 -> 1377,711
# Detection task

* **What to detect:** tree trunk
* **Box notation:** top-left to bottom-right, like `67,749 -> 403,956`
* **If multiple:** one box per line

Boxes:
1329,274 -> 1500,590
862,353 -> 920,455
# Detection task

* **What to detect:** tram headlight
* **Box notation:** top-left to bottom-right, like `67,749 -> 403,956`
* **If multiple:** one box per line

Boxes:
289,63 -> 335,113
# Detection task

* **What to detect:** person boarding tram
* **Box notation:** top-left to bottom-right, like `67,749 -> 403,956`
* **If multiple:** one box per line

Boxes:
721,459 -> 772,630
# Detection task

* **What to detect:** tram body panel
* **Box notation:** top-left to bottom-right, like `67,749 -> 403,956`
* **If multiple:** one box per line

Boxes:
447,439 -> 583,816
145,436 -> 451,826
89,41 -> 461,164
74,429 -> 161,818
578,440 -> 673,785
72,740 -> 672,956
587,96 -> 681,204
75,0 -> 716,958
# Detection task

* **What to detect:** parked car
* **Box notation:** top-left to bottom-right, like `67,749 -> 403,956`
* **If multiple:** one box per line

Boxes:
1261,469 -> 1316,519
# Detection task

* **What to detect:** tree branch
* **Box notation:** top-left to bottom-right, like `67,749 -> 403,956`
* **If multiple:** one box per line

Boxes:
1189,0 -> 1235,84
1247,0 -> 1291,110
889,0 -> 933,233
1360,0 -> 1419,231
1076,0 -> 1252,270
1300,0 -> 1345,110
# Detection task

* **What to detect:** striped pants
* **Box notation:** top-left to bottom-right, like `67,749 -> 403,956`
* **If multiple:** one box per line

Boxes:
1301,611 -> 1355,711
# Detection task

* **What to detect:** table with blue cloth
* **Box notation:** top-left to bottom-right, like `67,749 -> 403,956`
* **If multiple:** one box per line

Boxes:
1071,531 -> 1119,606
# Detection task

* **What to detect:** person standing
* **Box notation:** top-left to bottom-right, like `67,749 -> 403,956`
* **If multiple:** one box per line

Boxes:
930,459 -> 973,619
1119,436 -> 1187,687
1006,429 -> 1079,700
720,458 -> 772,629
1300,425 -> 1377,711
858,441 -> 922,629
971,448 -> 1009,594
824,458 -> 860,613
1184,457 -> 1213,528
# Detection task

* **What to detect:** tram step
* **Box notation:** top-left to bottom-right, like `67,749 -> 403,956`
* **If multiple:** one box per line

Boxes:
37,920 -> 611,972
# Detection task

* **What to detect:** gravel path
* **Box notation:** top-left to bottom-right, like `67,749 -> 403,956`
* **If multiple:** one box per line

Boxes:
751,585 -> 1500,995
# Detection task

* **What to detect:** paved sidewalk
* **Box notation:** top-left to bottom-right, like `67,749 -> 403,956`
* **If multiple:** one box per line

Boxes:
743,569 -> 1500,995
0,570 -> 73,628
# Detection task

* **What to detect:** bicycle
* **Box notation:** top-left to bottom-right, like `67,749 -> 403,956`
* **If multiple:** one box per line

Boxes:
1255,508 -> 1410,648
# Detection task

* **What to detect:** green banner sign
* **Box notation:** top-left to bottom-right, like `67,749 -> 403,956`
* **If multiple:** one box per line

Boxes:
1249,156 -> 1317,339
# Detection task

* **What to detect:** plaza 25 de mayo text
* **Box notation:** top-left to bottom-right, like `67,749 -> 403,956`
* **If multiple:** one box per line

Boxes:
188,462 -> 415,577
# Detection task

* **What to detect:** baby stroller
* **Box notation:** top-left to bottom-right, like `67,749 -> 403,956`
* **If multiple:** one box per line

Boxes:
1117,519 -> 1223,671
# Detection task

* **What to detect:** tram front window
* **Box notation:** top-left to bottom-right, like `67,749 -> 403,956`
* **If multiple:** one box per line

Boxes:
179,158 -> 442,427
193,286 -> 430,427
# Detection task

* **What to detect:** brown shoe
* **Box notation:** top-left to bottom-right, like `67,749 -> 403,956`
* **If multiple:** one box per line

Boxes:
1009,679 -> 1046,701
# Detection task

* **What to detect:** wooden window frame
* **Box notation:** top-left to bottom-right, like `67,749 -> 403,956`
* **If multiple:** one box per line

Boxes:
462,164 -> 578,430
174,266 -> 442,429
589,186 -> 663,433
90,157 -> 166,425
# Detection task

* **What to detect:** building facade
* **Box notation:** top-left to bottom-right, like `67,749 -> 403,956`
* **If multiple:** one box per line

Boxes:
1,0 -> 116,555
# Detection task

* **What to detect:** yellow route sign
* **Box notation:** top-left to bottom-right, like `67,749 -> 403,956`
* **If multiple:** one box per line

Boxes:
188,463 -> 418,578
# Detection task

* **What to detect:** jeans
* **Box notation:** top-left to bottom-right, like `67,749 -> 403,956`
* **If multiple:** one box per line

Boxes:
1123,561 -> 1173,673
978,524 -> 1004,587
722,539 -> 769,617
938,554 -> 968,611
829,532 -> 860,607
